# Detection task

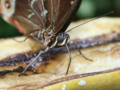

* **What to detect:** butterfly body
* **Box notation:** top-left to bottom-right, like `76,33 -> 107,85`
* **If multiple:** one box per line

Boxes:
0,0 -> 82,47
0,0 -> 82,75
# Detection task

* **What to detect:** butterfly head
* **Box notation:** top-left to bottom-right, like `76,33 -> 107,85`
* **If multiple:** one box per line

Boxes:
55,33 -> 70,46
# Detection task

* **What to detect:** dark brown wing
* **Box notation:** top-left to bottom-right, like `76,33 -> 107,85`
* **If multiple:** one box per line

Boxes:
12,0 -> 81,34
12,0 -> 43,34
27,0 -> 82,34
52,0 -> 82,34
57,0 -> 82,33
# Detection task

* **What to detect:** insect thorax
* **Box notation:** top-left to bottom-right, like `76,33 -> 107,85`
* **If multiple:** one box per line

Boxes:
33,29 -> 70,49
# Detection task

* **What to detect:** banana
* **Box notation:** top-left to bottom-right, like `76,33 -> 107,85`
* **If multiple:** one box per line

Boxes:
1,17 -> 120,89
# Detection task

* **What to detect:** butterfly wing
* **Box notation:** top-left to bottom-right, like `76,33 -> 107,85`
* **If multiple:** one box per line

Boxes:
27,0 -> 82,34
51,0 -> 82,34
1,0 -> 81,34
11,0 -> 43,34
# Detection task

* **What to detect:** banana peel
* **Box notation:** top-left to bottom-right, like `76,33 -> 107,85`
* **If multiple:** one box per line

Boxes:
0,17 -> 120,89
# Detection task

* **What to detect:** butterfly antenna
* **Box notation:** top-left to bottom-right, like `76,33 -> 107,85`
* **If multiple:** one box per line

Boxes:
66,11 -> 114,33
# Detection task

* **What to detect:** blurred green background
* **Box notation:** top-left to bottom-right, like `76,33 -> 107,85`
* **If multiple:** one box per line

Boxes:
0,0 -> 120,38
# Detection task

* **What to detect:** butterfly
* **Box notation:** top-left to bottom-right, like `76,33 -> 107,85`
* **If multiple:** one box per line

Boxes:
0,0 -> 82,75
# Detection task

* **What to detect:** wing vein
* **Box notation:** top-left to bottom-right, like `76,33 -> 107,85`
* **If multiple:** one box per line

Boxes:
28,0 -> 45,29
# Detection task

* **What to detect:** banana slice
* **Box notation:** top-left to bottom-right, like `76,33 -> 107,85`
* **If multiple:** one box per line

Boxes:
0,17 -> 120,89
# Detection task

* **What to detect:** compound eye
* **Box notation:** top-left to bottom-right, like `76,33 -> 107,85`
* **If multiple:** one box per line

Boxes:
58,35 -> 64,43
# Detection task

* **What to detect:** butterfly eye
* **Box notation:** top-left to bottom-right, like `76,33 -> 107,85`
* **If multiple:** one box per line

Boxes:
4,0 -> 11,10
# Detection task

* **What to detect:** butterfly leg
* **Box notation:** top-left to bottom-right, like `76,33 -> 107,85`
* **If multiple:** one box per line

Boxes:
74,43 -> 93,61
65,44 -> 72,75
13,34 -> 32,42
19,50 -> 43,76
13,29 -> 40,42
31,34 -> 42,42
